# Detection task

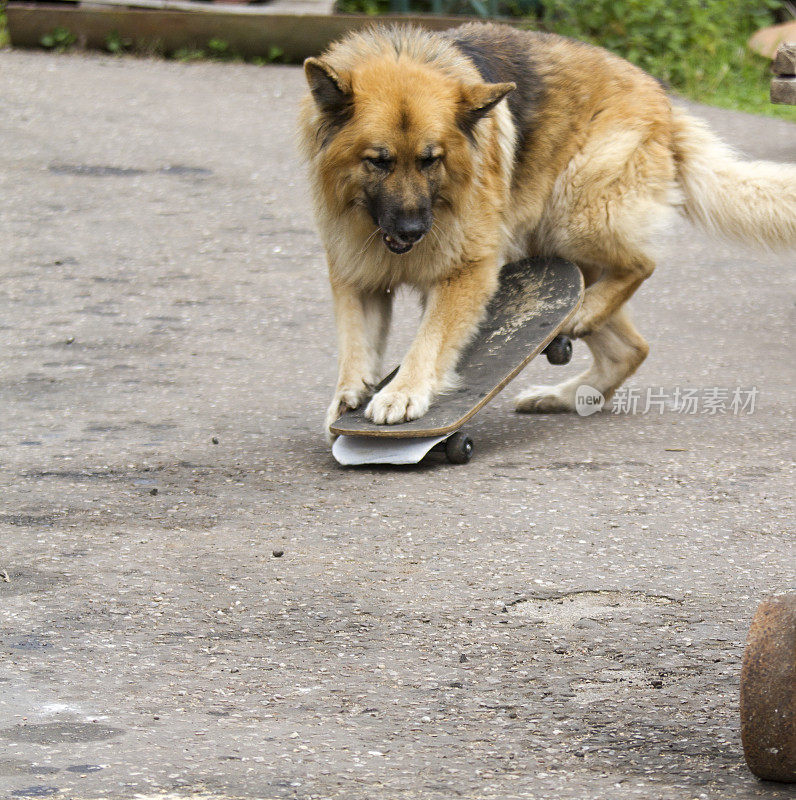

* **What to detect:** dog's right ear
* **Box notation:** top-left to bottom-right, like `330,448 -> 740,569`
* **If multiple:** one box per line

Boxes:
304,58 -> 352,117
457,81 -> 515,138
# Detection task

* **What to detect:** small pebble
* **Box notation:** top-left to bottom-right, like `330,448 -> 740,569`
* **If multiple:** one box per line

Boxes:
272,550 -> 284,558
65,336 -> 75,345
149,488 -> 158,496
211,437 -> 219,445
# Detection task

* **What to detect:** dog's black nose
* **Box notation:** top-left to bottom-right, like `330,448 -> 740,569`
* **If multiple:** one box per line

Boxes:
393,216 -> 428,243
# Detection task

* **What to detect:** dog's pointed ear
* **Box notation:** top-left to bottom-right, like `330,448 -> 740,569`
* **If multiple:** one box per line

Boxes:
457,81 -> 515,136
304,57 -> 352,116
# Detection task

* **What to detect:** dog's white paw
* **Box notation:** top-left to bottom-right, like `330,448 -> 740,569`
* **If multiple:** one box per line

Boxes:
365,385 -> 431,425
514,385 -> 576,413
325,385 -> 370,439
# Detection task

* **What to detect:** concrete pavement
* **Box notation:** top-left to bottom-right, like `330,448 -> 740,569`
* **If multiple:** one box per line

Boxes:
0,50 -> 794,799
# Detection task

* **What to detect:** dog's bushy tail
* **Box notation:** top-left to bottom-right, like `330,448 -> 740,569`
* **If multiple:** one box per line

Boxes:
671,107 -> 796,249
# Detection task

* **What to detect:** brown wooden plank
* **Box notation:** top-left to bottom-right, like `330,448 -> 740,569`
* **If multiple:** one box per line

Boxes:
44,0 -> 335,16
330,257 -> 583,439
5,5 -> 493,60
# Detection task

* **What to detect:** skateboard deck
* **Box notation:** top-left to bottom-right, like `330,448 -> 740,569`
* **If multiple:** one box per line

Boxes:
331,256 -> 583,464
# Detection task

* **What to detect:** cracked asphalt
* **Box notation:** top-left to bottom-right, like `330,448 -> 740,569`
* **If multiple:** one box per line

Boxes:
1,49 -> 794,800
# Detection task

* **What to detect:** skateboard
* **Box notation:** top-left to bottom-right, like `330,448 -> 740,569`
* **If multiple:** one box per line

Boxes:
330,256 -> 584,465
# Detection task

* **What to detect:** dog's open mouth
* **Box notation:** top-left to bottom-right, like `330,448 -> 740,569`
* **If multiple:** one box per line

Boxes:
382,233 -> 414,255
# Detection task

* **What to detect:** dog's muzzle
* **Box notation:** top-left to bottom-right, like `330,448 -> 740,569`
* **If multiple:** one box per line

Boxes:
380,212 -> 429,255
382,232 -> 416,254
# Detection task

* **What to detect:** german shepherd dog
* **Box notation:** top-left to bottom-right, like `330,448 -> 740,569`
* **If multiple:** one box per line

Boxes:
299,23 -> 796,436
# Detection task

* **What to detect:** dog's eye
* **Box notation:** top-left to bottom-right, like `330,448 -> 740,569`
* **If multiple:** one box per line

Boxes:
365,156 -> 393,171
419,155 -> 441,170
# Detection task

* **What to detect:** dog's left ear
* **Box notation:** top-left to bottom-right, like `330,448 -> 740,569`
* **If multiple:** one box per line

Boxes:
304,57 -> 352,117
457,81 -> 515,136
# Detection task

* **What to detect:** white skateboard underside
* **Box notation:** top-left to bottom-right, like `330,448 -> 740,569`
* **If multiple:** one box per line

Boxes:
332,434 -> 447,466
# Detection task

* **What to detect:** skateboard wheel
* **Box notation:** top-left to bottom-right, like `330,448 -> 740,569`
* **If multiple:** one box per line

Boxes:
544,335 -> 572,365
445,432 -> 473,464
740,594 -> 796,782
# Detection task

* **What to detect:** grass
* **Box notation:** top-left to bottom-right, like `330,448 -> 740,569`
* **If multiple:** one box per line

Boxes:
15,22 -> 285,65
170,41 -> 284,64
672,49 -> 795,121
533,0 -> 796,122
0,4 -> 10,49
522,2 -> 796,122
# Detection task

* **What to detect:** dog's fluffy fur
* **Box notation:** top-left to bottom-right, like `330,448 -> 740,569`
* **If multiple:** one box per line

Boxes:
298,23 -> 796,433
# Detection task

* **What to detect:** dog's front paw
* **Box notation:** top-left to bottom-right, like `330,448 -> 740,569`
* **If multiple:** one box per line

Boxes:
365,384 -> 432,425
325,385 -> 370,439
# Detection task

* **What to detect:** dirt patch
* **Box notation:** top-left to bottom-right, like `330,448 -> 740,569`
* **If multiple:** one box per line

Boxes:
508,590 -> 678,628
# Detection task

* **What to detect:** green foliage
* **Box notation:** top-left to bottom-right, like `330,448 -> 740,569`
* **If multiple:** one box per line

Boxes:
172,40 -> 282,64
104,30 -> 132,54
534,0 -> 794,120
207,37 -> 234,60
40,26 -> 76,52
536,0 -> 780,87
173,46 -> 206,62
250,46 -> 286,65
1,5 -> 9,49
336,0 -> 389,13
336,0 -> 538,13
333,0 -> 795,119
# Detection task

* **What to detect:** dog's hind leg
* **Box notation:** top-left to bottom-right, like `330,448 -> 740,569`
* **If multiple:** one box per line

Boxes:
565,250 -> 655,338
515,306 -> 648,413
534,121 -> 675,339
